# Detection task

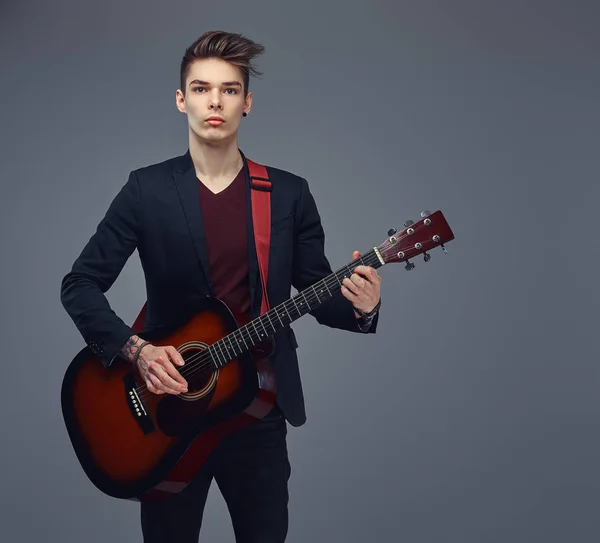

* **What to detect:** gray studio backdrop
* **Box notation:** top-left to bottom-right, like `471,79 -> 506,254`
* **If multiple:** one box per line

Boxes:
1,1 -> 598,542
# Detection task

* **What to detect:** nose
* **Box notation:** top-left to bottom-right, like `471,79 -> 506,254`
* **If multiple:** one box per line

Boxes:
209,91 -> 222,111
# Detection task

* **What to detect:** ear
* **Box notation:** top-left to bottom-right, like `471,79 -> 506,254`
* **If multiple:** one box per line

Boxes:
243,91 -> 253,116
175,89 -> 187,114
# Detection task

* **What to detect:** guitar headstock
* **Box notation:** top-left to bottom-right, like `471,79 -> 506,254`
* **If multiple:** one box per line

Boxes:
376,210 -> 455,270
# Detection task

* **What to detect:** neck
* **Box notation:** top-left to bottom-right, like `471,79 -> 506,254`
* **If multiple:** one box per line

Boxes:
203,248 -> 385,371
188,132 -> 243,181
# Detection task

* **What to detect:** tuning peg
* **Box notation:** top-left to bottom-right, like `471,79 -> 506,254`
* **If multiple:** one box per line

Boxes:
441,243 -> 447,254
423,252 -> 431,262
387,227 -> 397,236
420,210 -> 431,218
405,260 -> 415,271
404,220 -> 414,227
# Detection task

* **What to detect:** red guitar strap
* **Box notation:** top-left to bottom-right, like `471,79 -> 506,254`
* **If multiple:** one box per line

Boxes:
246,158 -> 272,316
130,157 -> 271,334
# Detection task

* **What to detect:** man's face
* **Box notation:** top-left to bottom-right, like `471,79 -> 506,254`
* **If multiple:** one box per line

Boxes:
176,57 -> 252,144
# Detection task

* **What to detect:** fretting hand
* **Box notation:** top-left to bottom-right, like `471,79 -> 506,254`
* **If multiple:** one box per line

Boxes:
341,250 -> 381,314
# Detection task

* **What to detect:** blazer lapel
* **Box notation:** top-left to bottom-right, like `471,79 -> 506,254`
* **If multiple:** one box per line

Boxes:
172,150 -> 213,295
170,149 -> 262,313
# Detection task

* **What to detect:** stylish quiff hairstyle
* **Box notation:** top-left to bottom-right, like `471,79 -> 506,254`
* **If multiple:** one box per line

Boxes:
180,30 -> 265,96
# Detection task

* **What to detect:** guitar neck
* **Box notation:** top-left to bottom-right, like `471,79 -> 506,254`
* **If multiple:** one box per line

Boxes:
208,248 -> 384,368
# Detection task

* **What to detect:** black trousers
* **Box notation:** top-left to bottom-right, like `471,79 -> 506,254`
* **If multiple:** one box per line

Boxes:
140,408 -> 291,543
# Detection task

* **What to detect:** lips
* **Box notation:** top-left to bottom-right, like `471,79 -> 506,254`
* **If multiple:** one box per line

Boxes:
206,116 -> 224,125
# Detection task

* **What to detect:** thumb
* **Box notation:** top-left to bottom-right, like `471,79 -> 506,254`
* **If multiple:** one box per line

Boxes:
352,250 -> 361,260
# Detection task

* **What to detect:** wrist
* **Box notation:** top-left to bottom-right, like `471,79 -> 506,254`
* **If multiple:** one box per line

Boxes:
132,341 -> 150,368
119,335 -> 147,363
354,299 -> 381,332
354,298 -> 381,319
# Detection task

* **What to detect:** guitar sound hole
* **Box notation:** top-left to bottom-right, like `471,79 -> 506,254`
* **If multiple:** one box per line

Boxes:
179,346 -> 218,400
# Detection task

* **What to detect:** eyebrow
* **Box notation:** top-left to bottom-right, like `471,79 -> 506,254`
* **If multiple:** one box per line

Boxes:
189,80 -> 242,88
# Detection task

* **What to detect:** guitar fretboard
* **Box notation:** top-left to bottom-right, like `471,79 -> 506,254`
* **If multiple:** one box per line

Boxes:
207,248 -> 383,368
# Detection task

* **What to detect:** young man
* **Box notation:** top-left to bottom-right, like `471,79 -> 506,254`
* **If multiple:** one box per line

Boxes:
60,30 -> 382,542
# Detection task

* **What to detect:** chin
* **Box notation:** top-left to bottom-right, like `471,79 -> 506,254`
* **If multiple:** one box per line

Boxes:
192,125 -> 218,137
197,131 -> 234,146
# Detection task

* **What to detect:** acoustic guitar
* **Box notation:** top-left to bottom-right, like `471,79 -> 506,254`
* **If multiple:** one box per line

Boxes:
61,210 -> 454,502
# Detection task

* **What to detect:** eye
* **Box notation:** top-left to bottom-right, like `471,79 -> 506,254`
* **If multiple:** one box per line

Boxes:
193,87 -> 206,93
224,88 -> 237,94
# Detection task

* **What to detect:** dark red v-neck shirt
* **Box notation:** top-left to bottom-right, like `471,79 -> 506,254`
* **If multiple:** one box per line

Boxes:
198,167 -> 251,318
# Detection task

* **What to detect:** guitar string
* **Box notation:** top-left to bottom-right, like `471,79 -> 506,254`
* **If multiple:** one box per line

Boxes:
134,225 -> 429,401
134,248 -> 384,401
134,224 -> 431,400
134,248 -> 383,402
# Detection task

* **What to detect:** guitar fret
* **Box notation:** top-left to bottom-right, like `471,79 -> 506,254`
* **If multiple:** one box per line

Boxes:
219,345 -> 226,367
217,341 -> 228,364
221,340 -> 231,360
291,297 -> 301,316
239,328 -> 249,349
312,285 -> 321,303
267,313 -> 276,333
317,281 -> 330,300
259,316 -> 269,336
211,346 -> 223,368
251,320 -> 261,341
274,308 -> 284,327
227,336 -> 237,357
207,348 -> 219,369
283,303 -> 293,322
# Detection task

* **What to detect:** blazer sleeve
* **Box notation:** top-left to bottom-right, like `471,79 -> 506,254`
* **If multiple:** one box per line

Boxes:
60,170 -> 142,367
291,177 -> 379,334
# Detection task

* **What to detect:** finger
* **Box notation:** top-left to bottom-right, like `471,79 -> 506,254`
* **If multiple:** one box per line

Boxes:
147,383 -> 163,395
147,376 -> 165,395
356,266 -> 380,283
163,348 -> 189,387
342,277 -> 359,295
369,267 -> 381,282
150,362 -> 184,394
350,273 -> 366,288
348,275 -> 368,295
341,284 -> 358,300
157,376 -> 184,395
154,363 -> 188,393
164,362 -> 189,390
166,345 -> 186,367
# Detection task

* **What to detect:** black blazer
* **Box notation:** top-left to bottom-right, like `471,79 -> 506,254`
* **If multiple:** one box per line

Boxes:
60,149 -> 379,426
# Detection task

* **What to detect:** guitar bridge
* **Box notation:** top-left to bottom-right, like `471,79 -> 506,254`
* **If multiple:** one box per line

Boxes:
123,373 -> 155,435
